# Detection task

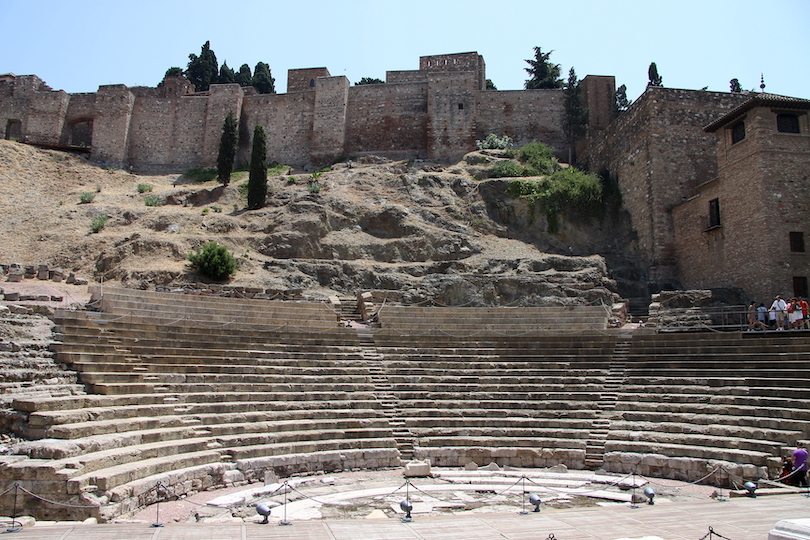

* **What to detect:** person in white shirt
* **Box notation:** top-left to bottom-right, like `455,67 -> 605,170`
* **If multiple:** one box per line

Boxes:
770,295 -> 788,330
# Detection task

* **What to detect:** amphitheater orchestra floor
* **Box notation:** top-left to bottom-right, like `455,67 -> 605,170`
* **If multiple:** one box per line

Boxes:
6,494 -> 809,540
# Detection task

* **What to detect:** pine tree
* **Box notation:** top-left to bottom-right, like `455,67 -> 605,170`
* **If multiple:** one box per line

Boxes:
615,84 -> 632,112
524,47 -> 563,90
186,41 -> 219,92
647,62 -> 663,87
217,111 -> 239,186
252,62 -> 275,94
235,64 -> 252,87
247,125 -> 267,210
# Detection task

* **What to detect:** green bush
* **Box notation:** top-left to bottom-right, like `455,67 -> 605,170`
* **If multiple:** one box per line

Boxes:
517,141 -> 560,176
188,241 -> 237,280
90,214 -> 108,233
137,183 -> 153,193
144,195 -> 163,207
184,167 -> 218,183
489,160 -> 526,178
307,181 -> 322,194
79,192 -> 95,204
507,168 -> 603,232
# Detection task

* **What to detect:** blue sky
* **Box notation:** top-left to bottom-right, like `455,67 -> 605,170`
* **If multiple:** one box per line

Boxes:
2,0 -> 808,101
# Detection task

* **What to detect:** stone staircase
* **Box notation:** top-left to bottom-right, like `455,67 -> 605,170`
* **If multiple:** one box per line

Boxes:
355,328 -> 414,460
584,334 -> 630,469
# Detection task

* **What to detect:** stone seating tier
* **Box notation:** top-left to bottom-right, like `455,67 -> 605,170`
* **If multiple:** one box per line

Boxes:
91,287 -> 339,327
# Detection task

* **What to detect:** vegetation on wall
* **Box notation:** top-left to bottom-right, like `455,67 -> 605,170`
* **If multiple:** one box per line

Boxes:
507,167 -> 603,233
188,241 -> 237,280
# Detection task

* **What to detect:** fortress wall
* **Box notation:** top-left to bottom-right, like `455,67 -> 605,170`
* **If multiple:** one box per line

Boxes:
240,91 -> 315,167
386,71 -> 428,84
421,52 -> 486,91
475,89 -> 566,153
311,76 -> 350,166
24,90 -> 69,146
201,84 -> 244,168
126,95 -> 208,172
426,72 -> 477,161
91,85 -> 135,167
345,82 -> 428,158
587,88 -> 747,288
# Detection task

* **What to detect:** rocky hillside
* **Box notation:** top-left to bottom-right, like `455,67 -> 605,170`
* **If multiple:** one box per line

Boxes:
0,140 -> 643,307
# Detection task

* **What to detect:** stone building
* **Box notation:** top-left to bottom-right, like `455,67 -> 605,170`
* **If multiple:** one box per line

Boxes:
672,94 -> 810,301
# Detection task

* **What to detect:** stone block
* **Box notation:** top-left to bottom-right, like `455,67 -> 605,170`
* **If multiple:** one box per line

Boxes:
770,519 -> 810,540
403,460 -> 431,477
6,273 -> 22,283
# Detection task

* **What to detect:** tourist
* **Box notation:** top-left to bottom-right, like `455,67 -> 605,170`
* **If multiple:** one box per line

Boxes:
792,442 -> 809,488
757,303 -> 769,328
801,298 -> 810,330
788,298 -> 802,330
770,295 -> 788,330
747,302 -> 767,331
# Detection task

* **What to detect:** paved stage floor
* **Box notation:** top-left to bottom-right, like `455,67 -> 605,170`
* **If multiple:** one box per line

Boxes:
6,493 -> 809,539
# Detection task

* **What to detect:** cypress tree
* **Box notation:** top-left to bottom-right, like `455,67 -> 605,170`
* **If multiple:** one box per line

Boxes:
247,125 -> 267,210
252,62 -> 275,94
217,111 -> 239,185
647,62 -> 663,87
187,41 -> 219,92
218,62 -> 235,85
562,67 -> 588,164
235,64 -> 252,87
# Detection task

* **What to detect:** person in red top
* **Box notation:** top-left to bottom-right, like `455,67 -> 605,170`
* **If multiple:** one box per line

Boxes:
801,298 -> 810,330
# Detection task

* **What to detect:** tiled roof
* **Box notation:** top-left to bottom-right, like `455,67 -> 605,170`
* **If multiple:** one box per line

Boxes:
704,92 -> 810,132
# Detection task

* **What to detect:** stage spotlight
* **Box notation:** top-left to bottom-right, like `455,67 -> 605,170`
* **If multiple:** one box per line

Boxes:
744,481 -> 757,498
643,487 -> 655,505
529,493 -> 542,512
400,499 -> 413,522
256,503 -> 272,524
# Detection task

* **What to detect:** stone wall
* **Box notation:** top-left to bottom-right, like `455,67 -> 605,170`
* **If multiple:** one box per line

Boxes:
475,89 -> 566,154
345,82 -> 429,158
585,88 -> 749,292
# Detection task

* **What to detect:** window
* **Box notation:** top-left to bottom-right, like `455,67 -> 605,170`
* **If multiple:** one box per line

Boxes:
458,102 -> 464,110
790,232 -> 806,252
777,113 -> 800,133
708,198 -> 721,228
731,121 -> 746,144
793,276 -> 809,299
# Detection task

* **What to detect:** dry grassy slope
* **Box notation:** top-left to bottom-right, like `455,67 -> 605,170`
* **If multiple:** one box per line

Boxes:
0,140 -> 622,304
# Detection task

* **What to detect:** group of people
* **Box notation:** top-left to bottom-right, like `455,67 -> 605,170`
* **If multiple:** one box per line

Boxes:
747,295 -> 810,331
